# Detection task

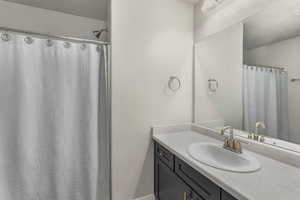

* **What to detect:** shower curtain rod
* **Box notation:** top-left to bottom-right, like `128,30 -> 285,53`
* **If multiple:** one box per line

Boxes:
245,64 -> 285,71
0,26 -> 109,46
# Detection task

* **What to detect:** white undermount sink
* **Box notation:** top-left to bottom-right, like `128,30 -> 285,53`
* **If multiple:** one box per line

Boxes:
187,143 -> 261,173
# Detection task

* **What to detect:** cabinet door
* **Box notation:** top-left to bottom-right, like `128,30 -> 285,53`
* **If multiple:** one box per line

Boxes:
174,158 -> 220,200
221,190 -> 238,200
189,190 -> 205,200
155,156 -> 190,200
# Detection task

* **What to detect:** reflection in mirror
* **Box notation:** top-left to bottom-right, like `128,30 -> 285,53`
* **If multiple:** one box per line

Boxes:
244,0 -> 300,144
194,0 -> 300,147
194,23 -> 243,135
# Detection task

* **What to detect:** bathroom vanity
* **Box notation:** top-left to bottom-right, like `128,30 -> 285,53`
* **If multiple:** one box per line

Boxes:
152,124 -> 300,200
154,142 -> 236,200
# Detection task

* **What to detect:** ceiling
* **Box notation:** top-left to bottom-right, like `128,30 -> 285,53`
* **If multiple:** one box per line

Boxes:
244,0 -> 300,49
181,0 -> 201,4
3,0 -> 108,21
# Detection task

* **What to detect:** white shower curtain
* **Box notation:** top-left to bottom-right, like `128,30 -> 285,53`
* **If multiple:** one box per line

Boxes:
243,65 -> 289,140
0,33 -> 110,200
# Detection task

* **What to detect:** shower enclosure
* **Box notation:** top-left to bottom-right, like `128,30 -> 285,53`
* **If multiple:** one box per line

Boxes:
243,65 -> 289,140
0,28 -> 111,200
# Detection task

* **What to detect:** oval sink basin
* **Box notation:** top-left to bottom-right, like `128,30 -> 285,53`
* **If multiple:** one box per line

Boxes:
187,143 -> 261,173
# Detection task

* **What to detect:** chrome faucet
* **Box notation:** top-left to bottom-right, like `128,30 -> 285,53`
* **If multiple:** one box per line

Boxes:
248,121 -> 266,142
220,126 -> 242,154
220,126 -> 233,136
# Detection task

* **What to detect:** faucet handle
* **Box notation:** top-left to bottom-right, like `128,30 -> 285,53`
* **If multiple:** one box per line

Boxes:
248,132 -> 254,139
258,135 -> 265,143
233,139 -> 242,153
223,137 -> 229,148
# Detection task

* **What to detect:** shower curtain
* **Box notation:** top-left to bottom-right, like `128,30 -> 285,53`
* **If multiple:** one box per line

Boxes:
243,65 -> 289,140
0,33 -> 110,200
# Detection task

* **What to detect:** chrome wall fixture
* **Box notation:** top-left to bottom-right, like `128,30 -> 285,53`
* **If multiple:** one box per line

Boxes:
208,78 -> 219,92
168,76 -> 181,92
93,29 -> 109,40
291,78 -> 300,82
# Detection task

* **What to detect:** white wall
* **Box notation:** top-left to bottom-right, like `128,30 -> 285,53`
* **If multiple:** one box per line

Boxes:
111,0 -> 194,199
245,37 -> 300,144
0,0 -> 106,40
194,23 -> 243,128
194,0 -> 274,42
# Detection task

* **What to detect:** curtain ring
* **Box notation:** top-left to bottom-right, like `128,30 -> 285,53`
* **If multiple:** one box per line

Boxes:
46,39 -> 54,47
24,36 -> 34,44
64,42 -> 71,49
80,43 -> 86,50
1,33 -> 11,42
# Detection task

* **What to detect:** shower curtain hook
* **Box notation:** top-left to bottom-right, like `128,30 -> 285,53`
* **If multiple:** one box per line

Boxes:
64,42 -> 71,49
24,36 -> 34,44
46,39 -> 54,47
1,31 -> 11,42
80,43 -> 87,50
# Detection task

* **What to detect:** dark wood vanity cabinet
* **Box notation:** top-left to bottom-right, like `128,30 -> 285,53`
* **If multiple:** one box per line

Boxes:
154,142 -> 238,200
221,191 -> 237,200
155,156 -> 190,200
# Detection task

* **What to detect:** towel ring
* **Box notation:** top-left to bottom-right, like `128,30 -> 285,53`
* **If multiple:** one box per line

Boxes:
168,76 -> 181,92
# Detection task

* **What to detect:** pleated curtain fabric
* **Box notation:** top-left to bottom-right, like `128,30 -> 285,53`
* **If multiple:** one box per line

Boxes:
243,65 -> 289,140
0,33 -> 110,200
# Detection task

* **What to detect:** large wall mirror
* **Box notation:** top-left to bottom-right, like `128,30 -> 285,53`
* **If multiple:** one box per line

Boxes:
194,0 -> 300,150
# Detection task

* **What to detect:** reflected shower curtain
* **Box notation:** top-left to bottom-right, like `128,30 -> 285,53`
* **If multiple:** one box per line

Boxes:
0,33 -> 110,200
243,65 -> 289,140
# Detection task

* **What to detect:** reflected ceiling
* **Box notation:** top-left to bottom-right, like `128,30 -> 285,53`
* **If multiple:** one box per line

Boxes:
244,0 -> 300,49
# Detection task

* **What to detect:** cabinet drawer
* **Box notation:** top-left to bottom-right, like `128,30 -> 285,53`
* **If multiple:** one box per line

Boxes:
155,142 -> 174,170
175,158 -> 220,200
